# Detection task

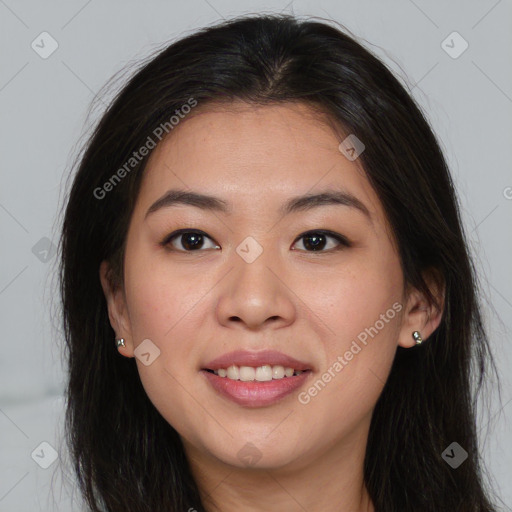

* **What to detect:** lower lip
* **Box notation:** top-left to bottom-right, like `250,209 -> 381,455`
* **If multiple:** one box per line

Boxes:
201,370 -> 312,408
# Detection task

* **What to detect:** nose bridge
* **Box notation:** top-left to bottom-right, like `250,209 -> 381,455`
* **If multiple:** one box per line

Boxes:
216,232 -> 294,328
233,232 -> 279,294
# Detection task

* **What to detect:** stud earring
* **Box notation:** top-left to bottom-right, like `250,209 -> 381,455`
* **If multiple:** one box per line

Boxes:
116,338 -> 126,348
412,331 -> 423,345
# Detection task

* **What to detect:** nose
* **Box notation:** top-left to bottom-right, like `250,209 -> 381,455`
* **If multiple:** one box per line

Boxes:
215,244 -> 296,331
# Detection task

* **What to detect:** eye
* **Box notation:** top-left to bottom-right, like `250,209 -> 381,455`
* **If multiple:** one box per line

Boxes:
161,229 -> 220,252
292,230 -> 351,252
161,229 -> 350,253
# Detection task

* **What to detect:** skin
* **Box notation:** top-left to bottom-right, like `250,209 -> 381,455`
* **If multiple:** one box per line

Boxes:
100,101 -> 443,512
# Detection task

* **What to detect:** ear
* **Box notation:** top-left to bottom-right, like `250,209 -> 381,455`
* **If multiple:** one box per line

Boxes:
99,260 -> 134,357
398,267 -> 445,348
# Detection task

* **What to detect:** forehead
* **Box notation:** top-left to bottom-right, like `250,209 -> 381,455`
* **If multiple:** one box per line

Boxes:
135,102 -> 387,229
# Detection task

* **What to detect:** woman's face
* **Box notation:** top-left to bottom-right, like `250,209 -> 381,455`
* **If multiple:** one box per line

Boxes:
102,101 -> 432,471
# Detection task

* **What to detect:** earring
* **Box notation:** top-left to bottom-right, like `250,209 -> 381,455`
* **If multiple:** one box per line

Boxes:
116,338 -> 126,348
412,331 -> 423,345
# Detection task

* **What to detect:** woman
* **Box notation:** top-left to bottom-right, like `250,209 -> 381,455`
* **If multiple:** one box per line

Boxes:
59,13 -> 504,512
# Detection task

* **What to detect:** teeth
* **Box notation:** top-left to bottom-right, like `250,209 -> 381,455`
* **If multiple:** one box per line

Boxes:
273,365 -> 285,379
226,365 -> 239,380
212,365 -> 305,381
255,365 -> 273,381
240,366 -> 255,381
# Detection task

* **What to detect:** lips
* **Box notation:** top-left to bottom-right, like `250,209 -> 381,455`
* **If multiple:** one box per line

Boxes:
202,349 -> 313,372
201,368 -> 312,407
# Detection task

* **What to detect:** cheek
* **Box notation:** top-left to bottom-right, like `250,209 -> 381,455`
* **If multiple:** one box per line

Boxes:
124,241 -> 203,339
122,249 -> 191,371
124,272 -> 205,395
303,251 -> 402,407
311,250 -> 403,343
123,259 -> 205,436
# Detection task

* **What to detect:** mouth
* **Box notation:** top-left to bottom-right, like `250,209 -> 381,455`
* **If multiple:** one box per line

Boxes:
200,349 -> 314,407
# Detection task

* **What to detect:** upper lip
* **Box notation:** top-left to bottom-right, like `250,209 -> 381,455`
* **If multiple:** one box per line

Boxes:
202,350 -> 313,371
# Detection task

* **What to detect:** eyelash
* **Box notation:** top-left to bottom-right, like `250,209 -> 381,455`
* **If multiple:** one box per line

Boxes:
160,229 -> 351,253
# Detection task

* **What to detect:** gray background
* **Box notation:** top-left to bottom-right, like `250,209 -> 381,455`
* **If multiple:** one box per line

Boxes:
1,0 -> 511,510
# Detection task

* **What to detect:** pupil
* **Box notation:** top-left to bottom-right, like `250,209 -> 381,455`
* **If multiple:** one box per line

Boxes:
304,233 -> 325,251
183,233 -> 203,250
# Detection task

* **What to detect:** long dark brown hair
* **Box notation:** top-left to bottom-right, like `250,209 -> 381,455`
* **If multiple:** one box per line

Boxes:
58,12 -> 506,511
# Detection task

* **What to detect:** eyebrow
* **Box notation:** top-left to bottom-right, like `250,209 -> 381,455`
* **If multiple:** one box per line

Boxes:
145,188 -> 372,221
